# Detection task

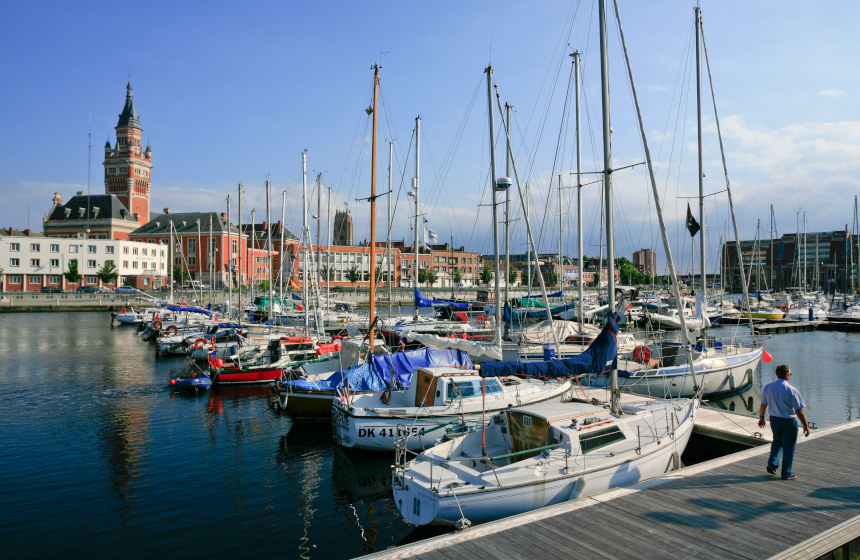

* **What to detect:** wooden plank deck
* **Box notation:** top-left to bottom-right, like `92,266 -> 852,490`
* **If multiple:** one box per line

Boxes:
362,421 -> 860,560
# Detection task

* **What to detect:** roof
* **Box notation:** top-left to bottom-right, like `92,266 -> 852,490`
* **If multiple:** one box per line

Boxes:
242,222 -> 299,242
507,401 -> 605,423
117,82 -> 140,129
131,212 -> 236,235
45,194 -> 138,223
0,228 -> 45,238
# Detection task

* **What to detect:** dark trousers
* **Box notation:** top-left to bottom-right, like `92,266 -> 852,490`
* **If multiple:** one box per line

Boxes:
767,416 -> 798,479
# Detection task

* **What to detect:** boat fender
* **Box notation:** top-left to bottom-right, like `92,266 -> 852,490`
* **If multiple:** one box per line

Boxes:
633,345 -> 651,364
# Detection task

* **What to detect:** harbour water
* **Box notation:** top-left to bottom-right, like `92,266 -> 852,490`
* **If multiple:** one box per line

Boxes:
0,312 -> 857,560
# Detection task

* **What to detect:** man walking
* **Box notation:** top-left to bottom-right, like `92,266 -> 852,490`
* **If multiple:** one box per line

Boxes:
758,364 -> 810,480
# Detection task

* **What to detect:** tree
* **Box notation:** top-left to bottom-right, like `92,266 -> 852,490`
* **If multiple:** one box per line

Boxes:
426,268 -> 438,286
417,269 -> 429,285
453,270 -> 462,285
480,265 -> 492,285
545,271 -> 559,286
64,259 -> 82,284
173,266 -> 189,284
345,266 -> 360,286
96,260 -> 118,284
588,272 -> 601,287
320,266 -> 333,281
508,266 -> 518,285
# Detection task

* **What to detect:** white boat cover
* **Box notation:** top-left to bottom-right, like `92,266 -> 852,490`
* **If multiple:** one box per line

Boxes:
511,320 -> 600,344
404,331 -> 503,361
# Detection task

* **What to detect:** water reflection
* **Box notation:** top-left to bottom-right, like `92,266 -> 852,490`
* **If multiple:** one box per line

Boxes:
704,385 -> 760,414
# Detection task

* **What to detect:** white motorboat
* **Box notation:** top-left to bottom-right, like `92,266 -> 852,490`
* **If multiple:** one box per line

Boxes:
332,366 -> 572,452
392,396 -> 698,526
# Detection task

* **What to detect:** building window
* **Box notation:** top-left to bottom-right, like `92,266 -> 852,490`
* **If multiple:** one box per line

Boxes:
50,275 -> 61,284
30,258 -> 40,267
28,275 -> 40,283
132,262 -> 138,269
123,261 -> 129,268
142,248 -> 148,256
88,245 -> 96,254
87,276 -> 98,284
50,259 -> 59,267
31,243 -> 40,252
188,237 -> 197,255
50,244 -> 60,253
123,247 -> 129,254
8,275 -> 21,283
9,258 -> 19,267
10,242 -> 20,252
189,256 -> 197,266
132,247 -> 138,255
106,246 -> 115,254
70,245 -> 78,253
87,260 -> 96,268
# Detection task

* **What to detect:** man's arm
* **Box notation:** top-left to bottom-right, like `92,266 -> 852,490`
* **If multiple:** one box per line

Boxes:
758,403 -> 768,428
795,408 -> 810,437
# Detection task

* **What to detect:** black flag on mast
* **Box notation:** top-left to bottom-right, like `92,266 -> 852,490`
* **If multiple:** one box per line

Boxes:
686,204 -> 700,237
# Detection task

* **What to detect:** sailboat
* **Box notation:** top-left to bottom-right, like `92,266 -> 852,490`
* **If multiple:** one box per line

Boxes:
393,5 -> 699,526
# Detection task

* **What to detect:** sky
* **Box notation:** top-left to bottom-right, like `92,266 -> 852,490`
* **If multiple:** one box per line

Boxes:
2,0 -> 859,274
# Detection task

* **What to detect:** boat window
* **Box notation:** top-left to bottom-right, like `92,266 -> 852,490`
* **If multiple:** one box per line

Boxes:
446,378 -> 503,400
579,425 -> 625,453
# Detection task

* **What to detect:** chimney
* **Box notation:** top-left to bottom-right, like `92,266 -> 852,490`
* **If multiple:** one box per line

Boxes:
163,208 -> 170,214
24,229 -> 31,236
220,212 -> 226,220
52,192 -> 62,206
76,190 -> 84,196
277,220 -> 282,233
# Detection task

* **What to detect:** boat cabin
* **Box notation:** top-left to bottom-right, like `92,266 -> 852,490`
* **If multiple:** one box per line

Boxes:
409,367 -> 504,408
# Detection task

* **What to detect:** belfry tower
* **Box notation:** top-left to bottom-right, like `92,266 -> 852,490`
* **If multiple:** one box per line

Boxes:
104,81 -> 152,224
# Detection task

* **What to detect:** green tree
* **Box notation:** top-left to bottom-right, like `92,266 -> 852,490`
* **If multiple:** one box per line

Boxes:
64,259 -> 82,284
96,260 -> 118,284
545,271 -> 559,286
417,269 -> 429,285
480,265 -> 492,285
345,266 -> 360,286
426,268 -> 438,286
320,266 -> 333,281
173,266 -> 189,284
508,266 -> 518,285
588,272 -> 601,287
453,270 -> 462,285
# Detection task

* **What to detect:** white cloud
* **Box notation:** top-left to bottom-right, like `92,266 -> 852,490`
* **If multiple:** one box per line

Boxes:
818,88 -> 847,97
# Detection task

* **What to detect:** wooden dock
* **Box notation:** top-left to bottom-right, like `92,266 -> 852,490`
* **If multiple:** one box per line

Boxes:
363,420 -> 859,560
754,320 -> 822,335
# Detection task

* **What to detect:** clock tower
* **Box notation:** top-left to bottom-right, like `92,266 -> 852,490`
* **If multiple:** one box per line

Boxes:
104,81 -> 152,225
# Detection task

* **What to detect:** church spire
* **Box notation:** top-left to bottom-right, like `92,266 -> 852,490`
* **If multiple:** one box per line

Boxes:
117,81 -> 140,129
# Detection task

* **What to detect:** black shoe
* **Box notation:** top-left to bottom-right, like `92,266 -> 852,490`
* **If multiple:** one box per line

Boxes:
766,465 -> 777,476
783,474 -> 797,480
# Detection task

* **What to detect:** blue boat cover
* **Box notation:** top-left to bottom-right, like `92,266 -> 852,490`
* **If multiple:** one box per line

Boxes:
479,314 -> 619,379
292,293 -> 303,301
166,304 -> 214,318
503,302 -> 577,322
286,347 -> 473,393
415,288 -> 469,309
525,290 -> 564,298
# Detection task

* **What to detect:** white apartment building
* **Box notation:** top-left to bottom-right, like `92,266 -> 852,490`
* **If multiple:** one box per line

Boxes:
0,233 -> 167,292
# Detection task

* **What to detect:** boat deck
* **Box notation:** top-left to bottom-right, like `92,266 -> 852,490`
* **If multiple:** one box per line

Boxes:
360,421 -> 859,560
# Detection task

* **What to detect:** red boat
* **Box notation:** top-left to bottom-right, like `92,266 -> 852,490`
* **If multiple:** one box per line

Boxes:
208,337 -> 338,386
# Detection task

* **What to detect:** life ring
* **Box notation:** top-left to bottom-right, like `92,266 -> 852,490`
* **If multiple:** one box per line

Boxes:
194,338 -> 208,350
166,325 -> 178,336
153,319 -> 163,330
633,345 -> 652,364
789,304 -> 796,309
477,315 -> 488,325
120,307 -> 127,313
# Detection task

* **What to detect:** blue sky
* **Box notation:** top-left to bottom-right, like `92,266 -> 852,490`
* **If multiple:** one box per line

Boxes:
2,0 -> 859,274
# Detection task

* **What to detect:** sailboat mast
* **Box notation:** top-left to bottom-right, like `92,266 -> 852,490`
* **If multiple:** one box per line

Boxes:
280,190 -> 285,306
237,183 -> 242,318
227,194 -> 232,308
486,65 -> 502,347
266,180 -> 274,325
327,186 -> 332,308
301,152 -> 309,333
573,51 -> 584,328
696,6 -> 706,306
558,174 -> 563,293
526,183 -> 531,293
504,102 -> 512,323
769,204 -> 775,290
413,116 -> 421,321
368,63 -> 380,343
387,141 -> 393,319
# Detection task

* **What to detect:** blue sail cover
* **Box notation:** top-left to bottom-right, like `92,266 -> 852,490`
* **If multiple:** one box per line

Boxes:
165,304 -> 214,318
286,347 -> 473,393
503,302 -> 578,322
479,315 -> 619,379
525,290 -> 564,298
414,288 -> 470,309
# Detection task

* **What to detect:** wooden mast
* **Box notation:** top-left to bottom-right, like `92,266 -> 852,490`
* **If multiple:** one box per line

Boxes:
368,64 -> 380,343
